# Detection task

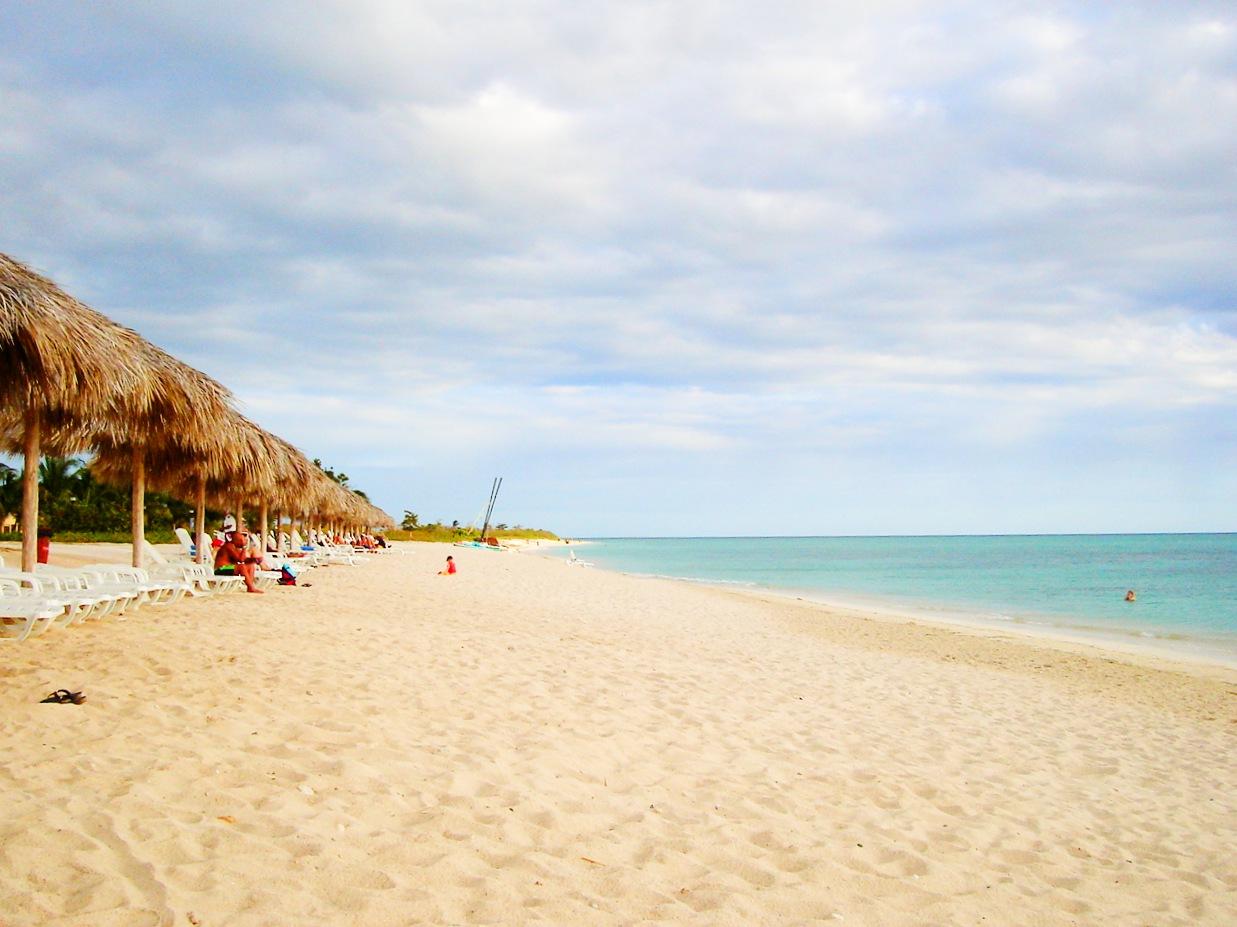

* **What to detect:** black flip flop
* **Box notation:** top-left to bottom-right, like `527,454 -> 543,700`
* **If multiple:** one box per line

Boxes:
40,689 -> 86,705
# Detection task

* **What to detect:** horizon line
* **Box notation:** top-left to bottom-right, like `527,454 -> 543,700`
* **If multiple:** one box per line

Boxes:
571,530 -> 1237,540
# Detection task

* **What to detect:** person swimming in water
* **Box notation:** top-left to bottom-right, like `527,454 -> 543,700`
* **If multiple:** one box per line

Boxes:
1125,589 -> 1136,602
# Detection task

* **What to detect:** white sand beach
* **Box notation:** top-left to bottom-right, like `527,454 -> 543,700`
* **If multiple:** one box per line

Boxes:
1,542 -> 1234,926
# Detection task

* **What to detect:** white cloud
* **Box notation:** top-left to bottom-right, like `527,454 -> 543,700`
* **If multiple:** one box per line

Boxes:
2,1 -> 1234,532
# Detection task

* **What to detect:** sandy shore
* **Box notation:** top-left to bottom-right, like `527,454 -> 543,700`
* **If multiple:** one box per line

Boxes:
1,542 -> 1234,926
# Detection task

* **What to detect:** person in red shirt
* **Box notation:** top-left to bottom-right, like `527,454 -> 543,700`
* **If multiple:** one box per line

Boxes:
438,555 -> 456,575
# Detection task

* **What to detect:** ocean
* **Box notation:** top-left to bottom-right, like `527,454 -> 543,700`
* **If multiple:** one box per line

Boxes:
546,534 -> 1237,663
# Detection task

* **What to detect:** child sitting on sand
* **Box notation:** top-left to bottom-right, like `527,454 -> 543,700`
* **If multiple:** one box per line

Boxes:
438,556 -> 456,576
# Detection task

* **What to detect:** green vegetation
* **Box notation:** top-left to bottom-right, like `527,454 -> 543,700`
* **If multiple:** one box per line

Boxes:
0,529 -> 180,544
0,457 -> 204,536
386,524 -> 559,543
315,458 -> 369,502
0,462 -> 18,521
393,509 -> 557,543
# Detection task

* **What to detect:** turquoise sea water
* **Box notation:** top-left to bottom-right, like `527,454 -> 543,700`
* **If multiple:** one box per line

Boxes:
548,535 -> 1237,663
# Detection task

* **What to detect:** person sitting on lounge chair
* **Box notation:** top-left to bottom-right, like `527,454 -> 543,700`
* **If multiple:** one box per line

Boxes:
246,532 -> 274,569
214,531 -> 264,594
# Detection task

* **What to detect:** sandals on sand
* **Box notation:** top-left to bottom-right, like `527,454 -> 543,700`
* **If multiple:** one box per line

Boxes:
40,689 -> 86,705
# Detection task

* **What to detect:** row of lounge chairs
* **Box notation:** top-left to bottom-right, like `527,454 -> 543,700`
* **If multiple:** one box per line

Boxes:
0,555 -> 196,643
171,528 -> 390,569
1,528 -> 394,644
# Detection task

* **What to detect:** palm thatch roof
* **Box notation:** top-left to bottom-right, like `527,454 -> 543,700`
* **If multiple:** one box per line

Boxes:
5,251 -> 397,541
109,343 -> 238,459
0,253 -> 157,453
313,478 -> 394,529
264,436 -> 322,512
363,502 -> 396,529
90,411 -> 278,502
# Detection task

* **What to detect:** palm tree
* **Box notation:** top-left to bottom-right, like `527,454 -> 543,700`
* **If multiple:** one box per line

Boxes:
0,462 -> 20,525
39,456 -> 84,500
313,458 -> 350,487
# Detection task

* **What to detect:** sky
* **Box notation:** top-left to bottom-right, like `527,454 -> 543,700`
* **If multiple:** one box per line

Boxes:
2,1 -> 1235,536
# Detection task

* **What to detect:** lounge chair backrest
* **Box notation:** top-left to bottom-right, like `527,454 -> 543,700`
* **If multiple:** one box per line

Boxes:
173,527 -> 196,557
142,540 -> 171,565
1,568 -> 51,593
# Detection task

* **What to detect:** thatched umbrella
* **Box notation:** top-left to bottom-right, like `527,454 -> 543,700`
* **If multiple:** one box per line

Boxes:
164,425 -> 320,559
217,418 -> 287,554
257,457 -> 393,545
92,409 -> 279,565
302,468 -> 345,538
0,254 -> 159,570
368,503 -> 395,530
263,436 -> 320,553
323,482 -> 392,537
82,345 -> 237,568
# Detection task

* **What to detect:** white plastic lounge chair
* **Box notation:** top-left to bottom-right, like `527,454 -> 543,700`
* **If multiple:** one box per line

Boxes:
3,568 -> 108,624
252,567 -> 281,590
31,565 -> 152,619
242,539 -> 315,577
0,578 -> 70,641
145,540 -> 245,595
173,526 -> 224,566
291,530 -> 361,565
70,564 -> 192,609
174,526 -> 199,560
28,566 -> 131,623
9,558 -> 152,621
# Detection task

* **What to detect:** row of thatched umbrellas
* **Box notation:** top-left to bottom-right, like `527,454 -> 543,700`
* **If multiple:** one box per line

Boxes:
1,253 -> 394,573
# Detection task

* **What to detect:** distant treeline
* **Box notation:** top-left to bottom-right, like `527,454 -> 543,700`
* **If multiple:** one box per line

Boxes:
387,525 -> 560,543
392,510 -> 558,543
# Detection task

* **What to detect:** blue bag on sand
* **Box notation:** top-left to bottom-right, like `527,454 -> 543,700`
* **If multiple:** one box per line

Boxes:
279,564 -> 298,586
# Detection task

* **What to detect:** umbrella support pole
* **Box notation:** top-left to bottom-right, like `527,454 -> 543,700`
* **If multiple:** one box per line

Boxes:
195,475 -> 207,564
20,405 -> 40,572
131,447 -> 145,569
